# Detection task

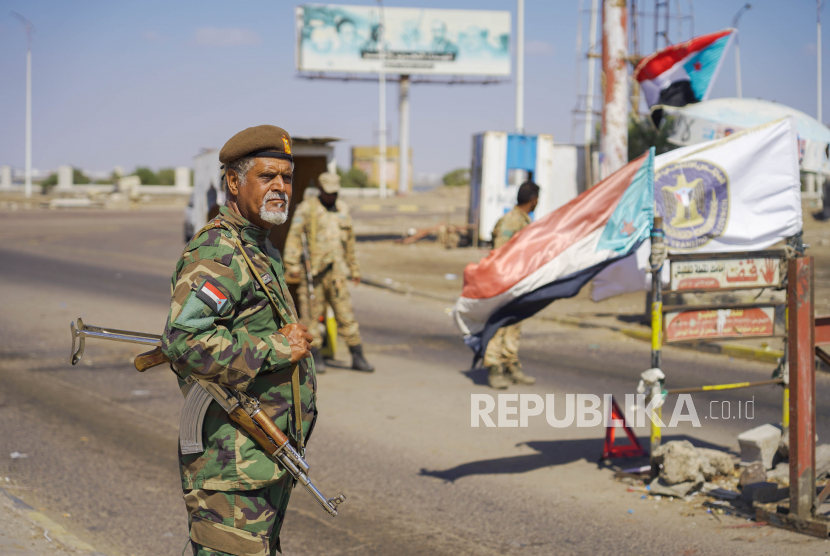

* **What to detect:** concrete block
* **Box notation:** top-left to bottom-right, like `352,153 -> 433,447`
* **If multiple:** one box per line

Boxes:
739,461 -> 767,487
738,424 -> 781,469
817,444 -> 830,479
649,475 -> 703,498
696,448 -> 734,478
652,440 -> 703,485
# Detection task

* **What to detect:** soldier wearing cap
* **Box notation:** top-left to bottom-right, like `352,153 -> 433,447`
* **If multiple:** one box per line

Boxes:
283,171 -> 374,373
161,125 -> 316,555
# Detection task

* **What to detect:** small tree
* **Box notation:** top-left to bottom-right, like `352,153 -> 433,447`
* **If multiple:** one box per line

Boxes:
442,168 -> 470,186
337,167 -> 369,188
628,115 -> 678,160
73,168 -> 91,184
157,168 -> 176,186
132,167 -> 159,185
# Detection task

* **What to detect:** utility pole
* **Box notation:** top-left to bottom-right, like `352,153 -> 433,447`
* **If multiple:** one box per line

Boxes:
377,2 -> 387,199
583,0 -> 599,186
732,4 -> 751,99
601,0 -> 628,177
12,12 -> 34,198
397,75 -> 410,195
515,0 -> 525,133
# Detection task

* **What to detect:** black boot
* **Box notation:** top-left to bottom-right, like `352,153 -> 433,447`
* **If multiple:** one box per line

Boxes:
349,344 -> 375,373
311,348 -> 326,374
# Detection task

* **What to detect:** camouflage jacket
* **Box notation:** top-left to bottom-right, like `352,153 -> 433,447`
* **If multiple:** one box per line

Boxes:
283,196 -> 359,279
492,206 -> 532,249
161,206 -> 317,492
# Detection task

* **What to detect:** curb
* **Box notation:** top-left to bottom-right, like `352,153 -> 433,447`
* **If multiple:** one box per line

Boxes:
358,278 -> 785,365
0,486 -> 106,555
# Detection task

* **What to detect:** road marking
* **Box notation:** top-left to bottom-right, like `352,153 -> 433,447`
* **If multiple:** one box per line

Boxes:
360,204 -> 382,211
397,205 -> 419,212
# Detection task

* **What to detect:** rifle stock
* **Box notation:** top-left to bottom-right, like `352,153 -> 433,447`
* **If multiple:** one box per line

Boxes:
134,347 -> 171,372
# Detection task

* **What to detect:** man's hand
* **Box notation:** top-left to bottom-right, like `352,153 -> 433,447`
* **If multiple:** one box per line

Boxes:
280,323 -> 313,363
351,277 -> 360,285
284,269 -> 301,285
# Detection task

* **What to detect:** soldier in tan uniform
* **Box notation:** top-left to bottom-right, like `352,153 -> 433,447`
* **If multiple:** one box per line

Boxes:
284,172 -> 374,373
484,181 -> 540,389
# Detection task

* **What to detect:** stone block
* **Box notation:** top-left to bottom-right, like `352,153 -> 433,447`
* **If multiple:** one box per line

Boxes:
738,424 -> 782,469
652,440 -> 703,485
739,461 -> 767,487
696,448 -> 734,478
649,475 -> 703,498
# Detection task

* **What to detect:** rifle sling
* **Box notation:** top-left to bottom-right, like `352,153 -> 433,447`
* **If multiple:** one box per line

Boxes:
234,237 -> 306,453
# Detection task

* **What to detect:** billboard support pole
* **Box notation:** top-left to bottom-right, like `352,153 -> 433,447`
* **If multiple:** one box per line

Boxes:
398,75 -> 410,195
378,3 -> 388,199
515,0 -> 525,133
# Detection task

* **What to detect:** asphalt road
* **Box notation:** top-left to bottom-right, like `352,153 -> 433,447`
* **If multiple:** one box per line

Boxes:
1,210 -> 829,556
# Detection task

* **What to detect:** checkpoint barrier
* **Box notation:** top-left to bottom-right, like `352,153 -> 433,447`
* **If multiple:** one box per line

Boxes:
647,216 -> 791,452
644,217 -> 830,537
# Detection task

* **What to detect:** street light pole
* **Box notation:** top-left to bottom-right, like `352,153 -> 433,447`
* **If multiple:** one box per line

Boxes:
732,3 -> 751,99
515,0 -> 525,134
12,12 -> 34,198
819,0 -> 824,124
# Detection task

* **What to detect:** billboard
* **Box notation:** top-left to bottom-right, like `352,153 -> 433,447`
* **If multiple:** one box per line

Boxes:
296,5 -> 511,76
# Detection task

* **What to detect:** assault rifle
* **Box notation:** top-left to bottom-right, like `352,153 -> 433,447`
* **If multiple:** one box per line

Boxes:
69,318 -> 345,516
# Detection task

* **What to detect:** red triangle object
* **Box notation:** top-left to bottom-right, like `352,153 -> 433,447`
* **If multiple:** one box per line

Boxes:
601,396 -> 648,460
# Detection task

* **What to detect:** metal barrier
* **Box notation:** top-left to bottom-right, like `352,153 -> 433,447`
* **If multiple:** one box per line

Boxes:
648,221 -> 830,536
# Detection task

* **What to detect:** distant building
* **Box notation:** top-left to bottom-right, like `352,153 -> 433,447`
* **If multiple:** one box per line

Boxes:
351,146 -> 412,191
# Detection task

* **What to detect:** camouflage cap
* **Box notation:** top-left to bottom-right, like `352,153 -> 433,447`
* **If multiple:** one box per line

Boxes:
318,172 -> 340,194
219,125 -> 293,164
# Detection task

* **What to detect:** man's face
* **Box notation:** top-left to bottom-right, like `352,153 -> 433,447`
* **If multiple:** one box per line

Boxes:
228,157 -> 293,229
319,191 -> 338,207
530,195 -> 539,213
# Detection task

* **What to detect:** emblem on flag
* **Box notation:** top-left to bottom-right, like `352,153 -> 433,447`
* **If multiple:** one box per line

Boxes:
656,160 -> 729,249
196,279 -> 229,314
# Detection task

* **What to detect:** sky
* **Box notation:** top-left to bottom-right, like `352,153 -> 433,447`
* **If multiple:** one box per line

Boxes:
0,0 -> 827,181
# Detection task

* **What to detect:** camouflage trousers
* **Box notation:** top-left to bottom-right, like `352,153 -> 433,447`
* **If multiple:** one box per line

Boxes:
298,266 -> 362,348
184,474 -> 293,556
483,323 -> 522,368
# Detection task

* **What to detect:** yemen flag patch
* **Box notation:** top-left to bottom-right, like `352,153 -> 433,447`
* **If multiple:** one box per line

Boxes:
196,279 -> 229,314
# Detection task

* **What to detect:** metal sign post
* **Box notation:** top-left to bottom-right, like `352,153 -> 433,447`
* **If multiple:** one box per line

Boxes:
649,216 -> 663,453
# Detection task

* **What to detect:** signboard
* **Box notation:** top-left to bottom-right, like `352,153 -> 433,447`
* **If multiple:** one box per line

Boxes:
296,5 -> 511,76
670,257 -> 782,291
665,307 -> 776,342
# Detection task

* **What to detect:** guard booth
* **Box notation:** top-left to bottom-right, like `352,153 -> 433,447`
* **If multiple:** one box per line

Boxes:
468,132 -> 583,244
188,136 -> 338,251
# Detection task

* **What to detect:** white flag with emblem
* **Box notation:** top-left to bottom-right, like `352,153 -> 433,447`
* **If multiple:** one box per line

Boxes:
592,116 -> 802,300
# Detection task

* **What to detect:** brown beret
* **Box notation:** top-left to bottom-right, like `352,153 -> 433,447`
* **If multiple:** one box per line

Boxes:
219,125 -> 293,164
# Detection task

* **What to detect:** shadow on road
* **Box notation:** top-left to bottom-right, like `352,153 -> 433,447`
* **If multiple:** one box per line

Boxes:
420,434 -> 737,482
419,438 -> 602,482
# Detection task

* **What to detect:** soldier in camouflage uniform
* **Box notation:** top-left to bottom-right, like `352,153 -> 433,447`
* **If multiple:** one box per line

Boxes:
161,125 -> 316,556
484,181 -> 540,389
284,171 -> 374,373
